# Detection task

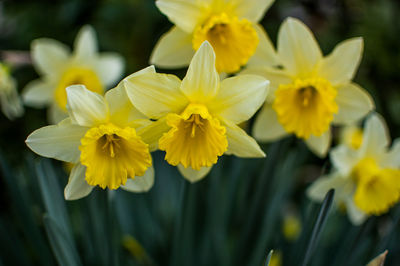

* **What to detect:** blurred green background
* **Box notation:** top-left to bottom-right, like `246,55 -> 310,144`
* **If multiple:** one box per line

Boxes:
1,0 -> 400,265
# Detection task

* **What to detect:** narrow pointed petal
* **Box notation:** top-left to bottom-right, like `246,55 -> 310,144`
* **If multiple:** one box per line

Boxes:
181,41 -> 219,102
66,85 -> 108,127
121,166 -> 155,192
209,74 -> 268,124
31,38 -> 70,75
137,118 -> 170,152
252,104 -> 288,141
64,164 -> 93,200
25,119 -> 87,163
277,18 -> 322,76
150,26 -> 194,68
247,24 -> 279,67
334,83 -> 374,125
97,52 -> 125,87
22,79 -> 53,107
360,113 -> 390,157
74,25 -> 97,59
232,0 -> 275,23
305,130 -> 331,158
177,164 -> 212,183
319,38 -> 364,85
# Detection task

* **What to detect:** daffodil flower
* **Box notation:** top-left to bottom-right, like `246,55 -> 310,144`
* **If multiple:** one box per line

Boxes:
26,67 -> 157,200
307,114 -> 400,225
0,63 -> 24,120
23,25 -> 124,123
125,41 -> 269,182
243,17 -> 374,157
339,124 -> 363,150
150,0 -> 274,74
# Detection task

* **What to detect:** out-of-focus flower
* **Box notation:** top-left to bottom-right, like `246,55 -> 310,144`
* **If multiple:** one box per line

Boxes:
307,114 -> 400,225
244,18 -> 374,157
340,124 -> 363,150
0,63 -> 24,120
26,68 -> 156,200
23,25 -> 124,123
125,41 -> 268,182
282,213 -> 302,242
150,0 -> 275,73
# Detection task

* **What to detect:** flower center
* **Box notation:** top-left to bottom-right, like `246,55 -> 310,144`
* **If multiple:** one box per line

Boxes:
192,13 -> 259,73
79,123 -> 151,190
159,103 -> 228,170
272,78 -> 338,139
55,67 -> 103,110
352,158 -> 400,215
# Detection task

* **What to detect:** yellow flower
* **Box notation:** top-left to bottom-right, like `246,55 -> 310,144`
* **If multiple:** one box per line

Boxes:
0,63 -> 24,120
150,0 -> 274,73
244,18 -> 374,157
23,25 -> 124,124
125,41 -> 269,182
307,113 -> 400,225
26,67 -> 157,200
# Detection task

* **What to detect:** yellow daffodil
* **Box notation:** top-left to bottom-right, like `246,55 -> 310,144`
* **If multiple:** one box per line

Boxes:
23,25 -> 124,123
150,0 -> 274,73
125,41 -> 269,182
26,67 -> 157,200
307,114 -> 400,225
243,18 -> 374,157
0,63 -> 24,120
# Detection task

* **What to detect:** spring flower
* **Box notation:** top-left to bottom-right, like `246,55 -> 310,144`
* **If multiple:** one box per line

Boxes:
26,67 -> 157,200
23,25 -> 124,123
0,63 -> 24,120
307,114 -> 400,225
243,17 -> 374,157
125,41 -> 268,182
150,0 -> 275,73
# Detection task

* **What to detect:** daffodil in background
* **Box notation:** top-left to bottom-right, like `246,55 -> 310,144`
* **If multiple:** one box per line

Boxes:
25,67 -> 157,200
22,25 -> 124,123
0,62 -> 24,120
125,41 -> 268,182
150,0 -> 274,73
307,113 -> 400,225
339,124 -> 363,150
244,17 -> 374,157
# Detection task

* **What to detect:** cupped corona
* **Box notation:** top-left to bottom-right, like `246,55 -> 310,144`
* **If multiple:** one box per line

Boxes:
192,13 -> 259,73
55,68 -> 103,110
159,103 -> 228,170
79,123 -> 151,189
352,158 -> 400,215
273,78 -> 338,139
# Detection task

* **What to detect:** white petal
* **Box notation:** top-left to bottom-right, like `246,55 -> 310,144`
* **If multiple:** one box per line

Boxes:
137,118 -> 170,152
64,164 -> 93,200
66,85 -> 108,127
252,104 -> 288,141
22,79 -> 53,107
247,24 -> 279,67
334,83 -> 374,125
383,139 -> 400,168
31,38 -> 70,76
48,104 -> 68,124
150,26 -> 194,68
209,74 -> 268,124
177,164 -> 212,183
74,25 -> 98,59
318,38 -> 363,85
330,145 -> 360,175
345,197 -> 368,226
181,41 -> 219,102
124,72 -> 188,119
307,173 -> 344,202
96,52 -> 125,87
25,118 -> 87,163
360,113 -> 390,157
156,0 -> 210,33
277,17 -> 322,76
224,120 -> 265,158
121,166 -> 155,193
232,0 -> 274,23
305,130 -> 332,158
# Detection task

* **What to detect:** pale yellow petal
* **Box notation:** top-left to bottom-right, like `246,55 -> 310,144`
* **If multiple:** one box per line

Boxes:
66,85 -> 108,127
137,118 -> 170,152
177,164 -> 212,183
181,41 -> 219,102
307,173 -> 344,202
232,0 -> 274,23
277,17 -> 322,77
209,74 -> 268,124
74,25 -> 97,59
383,139 -> 400,168
124,72 -> 188,119
334,83 -> 374,125
22,79 -> 53,107
252,104 -> 288,141
304,130 -> 331,158
25,118 -> 87,163
121,166 -> 155,193
345,197 -> 368,225
247,24 -> 279,67
150,26 -> 194,68
360,113 -> 390,157
96,52 -> 124,87
64,164 -> 93,200
318,38 -> 363,85
330,145 -> 360,175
